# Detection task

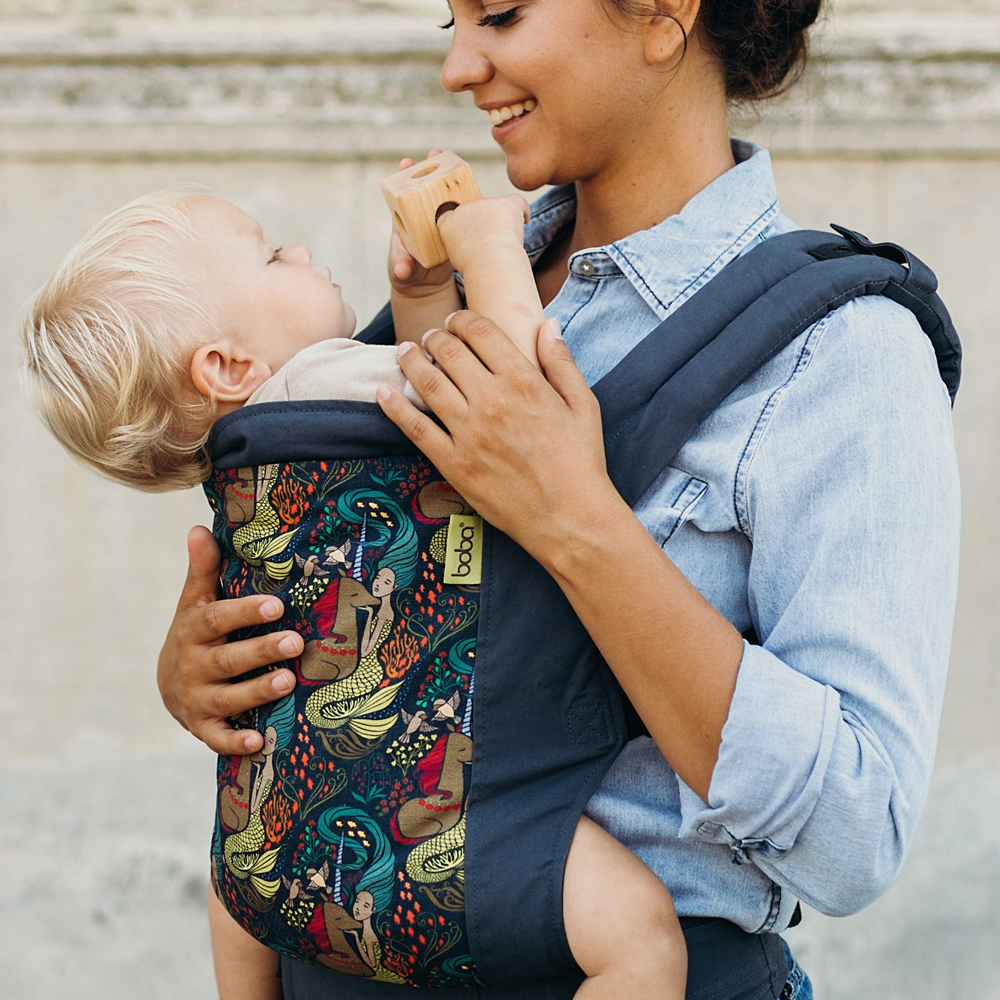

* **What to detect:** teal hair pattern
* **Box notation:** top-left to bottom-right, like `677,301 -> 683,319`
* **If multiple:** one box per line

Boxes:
337,488 -> 418,588
318,805 -> 395,912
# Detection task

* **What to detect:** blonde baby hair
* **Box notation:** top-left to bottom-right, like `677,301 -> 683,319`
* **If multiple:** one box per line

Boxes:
20,188 -> 220,492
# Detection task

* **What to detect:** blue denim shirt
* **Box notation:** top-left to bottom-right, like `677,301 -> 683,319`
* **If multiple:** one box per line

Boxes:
522,141 -> 960,933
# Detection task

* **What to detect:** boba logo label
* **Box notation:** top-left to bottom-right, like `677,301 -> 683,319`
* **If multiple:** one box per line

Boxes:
444,515 -> 483,585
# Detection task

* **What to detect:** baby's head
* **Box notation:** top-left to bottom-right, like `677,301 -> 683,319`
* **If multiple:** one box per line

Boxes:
20,190 -> 354,492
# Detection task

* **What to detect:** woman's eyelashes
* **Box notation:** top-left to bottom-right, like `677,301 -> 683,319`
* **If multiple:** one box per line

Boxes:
438,6 -> 521,30
477,7 -> 521,28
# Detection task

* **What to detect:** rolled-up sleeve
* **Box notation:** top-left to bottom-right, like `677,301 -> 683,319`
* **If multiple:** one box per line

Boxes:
676,296 -> 961,917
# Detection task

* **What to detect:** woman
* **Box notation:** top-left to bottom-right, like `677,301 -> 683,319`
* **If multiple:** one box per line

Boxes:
359,567 -> 396,661
158,1 -> 960,997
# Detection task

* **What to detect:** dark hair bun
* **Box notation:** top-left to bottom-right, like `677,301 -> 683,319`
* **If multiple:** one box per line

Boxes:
700,0 -> 824,101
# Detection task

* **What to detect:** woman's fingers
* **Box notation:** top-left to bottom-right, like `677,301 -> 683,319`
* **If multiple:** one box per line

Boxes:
537,319 -> 597,413
376,382 -> 455,467
396,340 -> 470,420
443,310 -> 540,379
419,324 -> 503,393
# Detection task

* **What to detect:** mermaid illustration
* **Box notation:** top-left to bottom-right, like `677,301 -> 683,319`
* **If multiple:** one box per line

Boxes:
218,695 -> 296,900
359,566 -> 396,661
205,466 -> 481,983
304,490 -> 418,741
315,806 -> 404,982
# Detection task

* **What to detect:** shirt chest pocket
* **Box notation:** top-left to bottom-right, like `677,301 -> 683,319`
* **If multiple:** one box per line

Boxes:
634,467 -> 709,546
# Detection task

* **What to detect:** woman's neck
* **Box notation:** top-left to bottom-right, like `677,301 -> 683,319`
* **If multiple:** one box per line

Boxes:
534,125 -> 734,308
570,111 -> 736,254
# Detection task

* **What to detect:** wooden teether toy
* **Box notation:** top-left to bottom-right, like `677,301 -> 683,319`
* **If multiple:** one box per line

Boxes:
381,150 -> 483,268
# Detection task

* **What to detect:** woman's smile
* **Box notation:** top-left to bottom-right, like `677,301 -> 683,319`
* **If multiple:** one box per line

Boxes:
481,97 -> 537,130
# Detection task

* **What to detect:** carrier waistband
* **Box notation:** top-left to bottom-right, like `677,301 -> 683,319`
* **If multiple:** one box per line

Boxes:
279,918 -> 789,1000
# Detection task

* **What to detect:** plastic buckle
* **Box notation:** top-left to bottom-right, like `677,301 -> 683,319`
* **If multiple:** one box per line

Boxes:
831,224 -> 938,296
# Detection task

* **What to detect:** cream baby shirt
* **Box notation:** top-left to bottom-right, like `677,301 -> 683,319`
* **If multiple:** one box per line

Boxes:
247,338 -> 426,408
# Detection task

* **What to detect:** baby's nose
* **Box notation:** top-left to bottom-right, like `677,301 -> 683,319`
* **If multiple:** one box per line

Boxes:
285,243 -> 312,265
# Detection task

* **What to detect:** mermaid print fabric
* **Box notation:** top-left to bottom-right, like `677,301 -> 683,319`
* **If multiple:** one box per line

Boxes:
204,456 -> 479,986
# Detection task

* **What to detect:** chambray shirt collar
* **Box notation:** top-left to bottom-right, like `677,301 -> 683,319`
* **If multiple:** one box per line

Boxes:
524,140 -> 780,320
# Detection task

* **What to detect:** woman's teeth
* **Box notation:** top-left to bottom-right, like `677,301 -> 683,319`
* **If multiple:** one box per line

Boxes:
489,99 -> 536,126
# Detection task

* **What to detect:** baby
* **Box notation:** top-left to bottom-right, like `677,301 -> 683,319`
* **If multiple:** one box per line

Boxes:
20,182 -> 686,1000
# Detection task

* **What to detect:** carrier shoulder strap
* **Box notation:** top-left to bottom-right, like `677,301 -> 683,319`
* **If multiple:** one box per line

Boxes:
355,225 -> 960,522
592,225 -> 961,508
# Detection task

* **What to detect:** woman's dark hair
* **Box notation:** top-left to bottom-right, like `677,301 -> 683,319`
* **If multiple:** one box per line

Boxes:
608,0 -> 824,102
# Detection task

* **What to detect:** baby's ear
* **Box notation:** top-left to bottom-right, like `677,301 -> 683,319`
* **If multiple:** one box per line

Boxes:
191,342 -> 272,404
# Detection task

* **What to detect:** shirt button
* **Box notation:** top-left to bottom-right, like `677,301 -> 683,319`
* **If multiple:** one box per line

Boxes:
577,258 -> 595,276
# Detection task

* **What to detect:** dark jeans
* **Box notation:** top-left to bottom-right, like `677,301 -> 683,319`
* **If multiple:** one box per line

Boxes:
280,919 -> 807,1000
779,942 -> 812,1000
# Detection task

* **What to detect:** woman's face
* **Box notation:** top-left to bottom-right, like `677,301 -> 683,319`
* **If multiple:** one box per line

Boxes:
441,0 -> 664,191
353,891 -> 375,921
372,567 -> 396,598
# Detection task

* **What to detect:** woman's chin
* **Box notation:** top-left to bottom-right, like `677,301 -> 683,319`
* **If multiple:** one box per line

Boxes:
504,155 -> 559,194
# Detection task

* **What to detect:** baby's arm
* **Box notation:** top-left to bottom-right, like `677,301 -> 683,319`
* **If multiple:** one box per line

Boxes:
208,887 -> 282,1000
437,195 -> 544,368
388,231 -> 462,346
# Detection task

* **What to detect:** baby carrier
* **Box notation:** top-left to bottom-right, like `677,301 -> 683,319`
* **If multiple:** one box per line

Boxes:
205,226 -> 960,997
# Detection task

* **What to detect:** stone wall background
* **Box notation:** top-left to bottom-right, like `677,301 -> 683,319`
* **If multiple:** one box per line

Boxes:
0,1 -> 997,996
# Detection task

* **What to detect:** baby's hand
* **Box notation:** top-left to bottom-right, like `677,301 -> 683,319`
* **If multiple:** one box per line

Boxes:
388,151 -> 457,300
436,195 -> 531,272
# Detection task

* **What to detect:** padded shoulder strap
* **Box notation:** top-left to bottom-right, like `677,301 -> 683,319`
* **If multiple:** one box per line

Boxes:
593,227 -> 961,509
354,228 -> 961,511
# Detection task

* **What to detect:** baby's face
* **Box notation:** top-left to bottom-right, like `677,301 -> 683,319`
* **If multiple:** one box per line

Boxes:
188,195 -> 355,373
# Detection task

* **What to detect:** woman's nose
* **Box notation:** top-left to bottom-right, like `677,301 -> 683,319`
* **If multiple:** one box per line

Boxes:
439,25 -> 493,93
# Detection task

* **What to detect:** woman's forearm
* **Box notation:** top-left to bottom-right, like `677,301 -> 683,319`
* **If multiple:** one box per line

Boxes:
542,492 -> 743,800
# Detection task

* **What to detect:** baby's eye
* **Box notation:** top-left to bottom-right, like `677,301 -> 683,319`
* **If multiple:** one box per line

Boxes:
269,247 -> 284,263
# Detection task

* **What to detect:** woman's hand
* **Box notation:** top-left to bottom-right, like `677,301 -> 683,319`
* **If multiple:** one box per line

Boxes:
157,526 -> 303,755
375,311 -> 627,569
377,311 -> 744,798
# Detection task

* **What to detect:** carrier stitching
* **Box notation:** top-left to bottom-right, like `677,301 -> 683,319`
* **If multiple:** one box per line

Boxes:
755,931 -> 781,997
567,702 -> 608,746
469,531 -> 494,976
549,663 -> 626,968
219,402 -> 391,426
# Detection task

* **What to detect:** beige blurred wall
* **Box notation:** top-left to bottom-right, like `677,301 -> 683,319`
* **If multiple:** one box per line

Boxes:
1,1 -> 998,997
